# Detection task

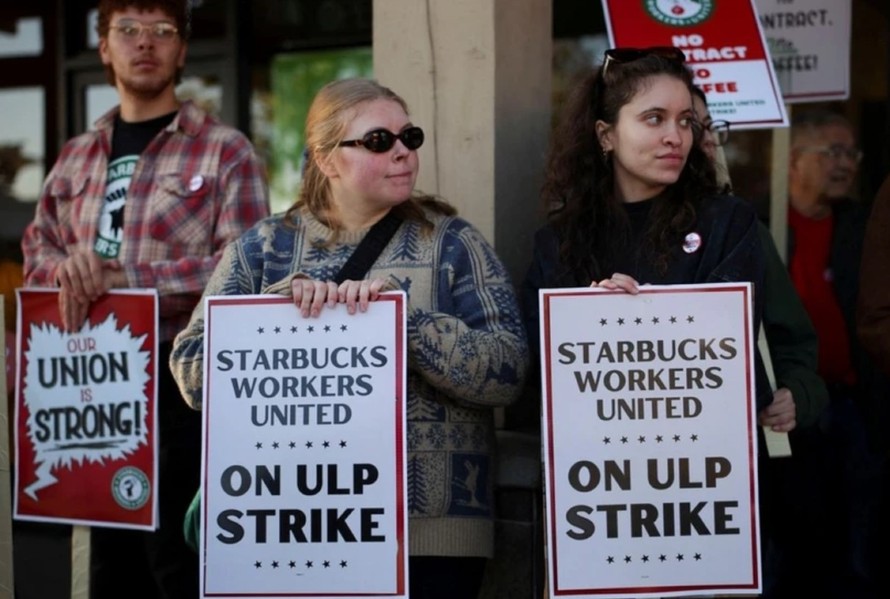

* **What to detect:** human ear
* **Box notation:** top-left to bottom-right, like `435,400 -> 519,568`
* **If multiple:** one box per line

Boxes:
315,151 -> 338,179
595,120 -> 613,152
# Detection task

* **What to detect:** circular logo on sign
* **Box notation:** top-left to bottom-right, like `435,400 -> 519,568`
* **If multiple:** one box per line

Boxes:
644,0 -> 714,27
111,466 -> 151,510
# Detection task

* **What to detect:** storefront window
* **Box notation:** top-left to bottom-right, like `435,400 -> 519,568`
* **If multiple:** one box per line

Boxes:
0,17 -> 42,57
251,47 -> 372,213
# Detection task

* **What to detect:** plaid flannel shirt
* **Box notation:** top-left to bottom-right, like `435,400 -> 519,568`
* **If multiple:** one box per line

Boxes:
22,101 -> 269,341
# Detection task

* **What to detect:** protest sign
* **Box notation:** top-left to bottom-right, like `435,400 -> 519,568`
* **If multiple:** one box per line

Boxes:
540,283 -> 760,598
602,0 -> 788,129
14,288 -> 158,529
756,0 -> 851,102
201,293 -> 407,598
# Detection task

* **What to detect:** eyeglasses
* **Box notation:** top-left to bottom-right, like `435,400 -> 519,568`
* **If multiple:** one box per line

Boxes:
798,145 -> 863,164
338,127 -> 425,153
109,20 -> 179,42
601,46 -> 687,79
706,120 -> 731,146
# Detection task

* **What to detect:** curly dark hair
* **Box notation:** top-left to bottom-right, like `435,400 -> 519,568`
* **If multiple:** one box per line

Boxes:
543,53 -> 718,283
96,0 -> 190,86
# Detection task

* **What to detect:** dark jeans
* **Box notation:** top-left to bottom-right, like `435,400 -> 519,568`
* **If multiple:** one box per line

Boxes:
409,556 -> 488,599
90,342 -> 201,599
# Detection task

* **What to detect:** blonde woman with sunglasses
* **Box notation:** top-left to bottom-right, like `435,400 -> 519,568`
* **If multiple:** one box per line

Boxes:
171,78 -> 528,599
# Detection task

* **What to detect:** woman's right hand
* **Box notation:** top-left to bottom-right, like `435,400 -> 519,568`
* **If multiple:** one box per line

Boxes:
591,272 -> 640,294
291,278 -> 338,317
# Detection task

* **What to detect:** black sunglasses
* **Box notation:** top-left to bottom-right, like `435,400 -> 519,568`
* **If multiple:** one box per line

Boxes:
602,46 -> 687,79
337,127 -> 425,153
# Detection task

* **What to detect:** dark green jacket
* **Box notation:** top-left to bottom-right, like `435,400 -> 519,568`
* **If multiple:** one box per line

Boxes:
757,222 -> 828,428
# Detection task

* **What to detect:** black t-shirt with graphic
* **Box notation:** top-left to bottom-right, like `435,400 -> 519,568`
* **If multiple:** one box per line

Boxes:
94,111 -> 177,259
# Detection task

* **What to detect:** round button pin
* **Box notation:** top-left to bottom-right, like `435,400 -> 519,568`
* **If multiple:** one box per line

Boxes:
188,175 -> 204,192
683,232 -> 702,254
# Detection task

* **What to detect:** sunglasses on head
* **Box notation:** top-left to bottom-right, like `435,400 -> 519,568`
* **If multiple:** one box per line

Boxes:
337,127 -> 425,153
602,46 -> 687,79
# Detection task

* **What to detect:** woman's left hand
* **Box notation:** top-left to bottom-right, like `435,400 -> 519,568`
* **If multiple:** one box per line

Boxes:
338,278 -> 389,314
592,272 -> 640,294
758,387 -> 797,433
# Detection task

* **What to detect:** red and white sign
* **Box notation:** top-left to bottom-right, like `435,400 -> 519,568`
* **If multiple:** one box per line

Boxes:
756,0 -> 851,102
602,0 -> 788,129
540,284 -> 760,598
200,293 -> 408,598
14,288 -> 158,530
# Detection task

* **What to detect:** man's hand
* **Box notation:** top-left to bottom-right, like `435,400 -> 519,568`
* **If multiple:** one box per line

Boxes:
54,252 -> 127,332
55,250 -> 108,302
758,387 -> 797,433
58,287 -> 91,333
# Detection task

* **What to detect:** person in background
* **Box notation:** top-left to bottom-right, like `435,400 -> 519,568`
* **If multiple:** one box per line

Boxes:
856,172 -> 890,598
783,109 -> 879,598
691,86 -> 827,432
692,87 -> 830,598
169,77 -> 528,599
20,1 -> 269,597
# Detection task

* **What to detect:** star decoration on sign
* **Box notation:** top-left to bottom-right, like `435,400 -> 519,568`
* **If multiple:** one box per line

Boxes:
651,316 -> 660,324
255,561 -> 262,569
289,441 -> 296,449
323,560 -> 331,568
272,441 -> 279,449
676,553 -> 685,561
620,436 -> 628,444
656,435 -> 663,443
673,434 -> 681,442
641,555 -> 650,563
635,317 -> 642,325
339,440 -> 347,448
694,553 -> 702,561
603,437 -> 611,445
291,325 -> 298,333
690,434 -> 699,441
305,441 -> 313,448
324,325 -> 331,332
638,435 -> 646,443
340,560 -> 348,568
624,555 -> 632,563
687,315 -> 695,323
274,326 -> 281,333
255,442 -> 262,449
305,561 -> 313,568
669,316 -> 677,324
341,324 -> 348,331
307,325 -> 315,333
272,561 -> 279,569
257,327 -> 265,334
599,318 -> 607,326
617,317 -> 625,325
607,556 -> 615,564
659,554 -> 667,562
289,561 -> 296,568
322,441 -> 330,448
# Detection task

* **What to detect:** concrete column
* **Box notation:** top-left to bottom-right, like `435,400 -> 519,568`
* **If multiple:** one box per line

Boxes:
373,0 -> 552,284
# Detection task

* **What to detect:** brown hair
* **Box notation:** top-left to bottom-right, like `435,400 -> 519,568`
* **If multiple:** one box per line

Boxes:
286,78 -> 454,240
543,53 -> 717,282
97,0 -> 189,86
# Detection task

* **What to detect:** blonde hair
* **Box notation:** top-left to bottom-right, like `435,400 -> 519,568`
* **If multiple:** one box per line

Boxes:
285,78 -> 454,237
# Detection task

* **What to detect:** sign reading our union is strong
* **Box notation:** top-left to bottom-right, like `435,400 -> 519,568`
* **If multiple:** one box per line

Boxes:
540,284 -> 760,599
201,293 -> 407,599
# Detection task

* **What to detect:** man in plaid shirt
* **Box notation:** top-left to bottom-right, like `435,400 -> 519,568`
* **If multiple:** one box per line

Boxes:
21,1 -> 269,597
